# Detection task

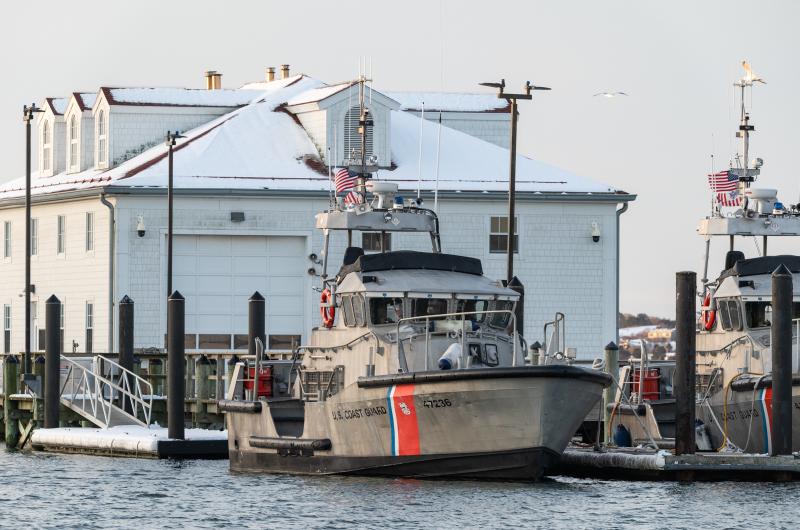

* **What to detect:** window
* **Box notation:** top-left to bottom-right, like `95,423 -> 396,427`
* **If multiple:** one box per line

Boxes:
31,218 -> 38,256
410,298 -> 449,319
57,215 -> 65,254
489,300 -> 514,329
85,212 -> 94,251
85,302 -> 93,354
344,106 -> 374,161
351,295 -> 366,326
96,110 -> 106,166
69,115 -> 78,169
3,221 -> 10,258
455,299 -> 489,323
341,295 -> 355,327
362,232 -> 391,252
717,299 -> 742,331
489,216 -> 518,254
198,334 -> 230,349
3,305 -> 10,354
745,301 -> 800,329
42,121 -> 51,171
370,298 -> 404,325
268,335 -> 301,350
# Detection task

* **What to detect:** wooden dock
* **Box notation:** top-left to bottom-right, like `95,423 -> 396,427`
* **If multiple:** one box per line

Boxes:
553,446 -> 800,481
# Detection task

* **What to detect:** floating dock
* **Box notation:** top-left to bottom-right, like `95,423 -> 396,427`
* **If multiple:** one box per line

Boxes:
554,446 -> 800,481
30,425 -> 228,459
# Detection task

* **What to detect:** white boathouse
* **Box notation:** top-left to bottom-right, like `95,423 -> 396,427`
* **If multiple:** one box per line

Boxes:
0,67 -> 634,359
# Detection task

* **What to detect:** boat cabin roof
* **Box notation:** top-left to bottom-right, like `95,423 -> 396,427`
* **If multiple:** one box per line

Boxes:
337,250 -> 482,280
337,268 -> 518,299
715,256 -> 800,299
315,208 -> 437,233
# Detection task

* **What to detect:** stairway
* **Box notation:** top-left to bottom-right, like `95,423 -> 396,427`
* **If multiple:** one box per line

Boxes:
59,355 -> 153,429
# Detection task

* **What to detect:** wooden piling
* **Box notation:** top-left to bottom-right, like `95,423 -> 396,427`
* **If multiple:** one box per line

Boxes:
119,296 -> 134,415
249,292 -> 266,358
3,356 -> 20,446
675,271 -> 696,455
44,295 -> 61,428
194,355 -> 211,427
770,264 -> 793,456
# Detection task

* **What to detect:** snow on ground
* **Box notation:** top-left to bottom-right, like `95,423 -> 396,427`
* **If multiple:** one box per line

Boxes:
31,425 -> 227,453
619,325 -> 657,338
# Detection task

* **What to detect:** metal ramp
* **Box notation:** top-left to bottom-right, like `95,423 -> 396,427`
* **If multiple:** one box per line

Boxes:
60,355 -> 153,429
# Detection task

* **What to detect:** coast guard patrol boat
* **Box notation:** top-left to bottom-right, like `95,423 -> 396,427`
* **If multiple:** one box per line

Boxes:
220,176 -> 611,479
695,64 -> 800,452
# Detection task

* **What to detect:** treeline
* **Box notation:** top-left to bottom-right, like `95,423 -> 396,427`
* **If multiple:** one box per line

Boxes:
619,312 -> 675,329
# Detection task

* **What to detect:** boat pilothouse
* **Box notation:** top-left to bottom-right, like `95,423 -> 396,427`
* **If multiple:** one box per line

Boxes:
695,63 -> 800,453
220,74 -> 609,480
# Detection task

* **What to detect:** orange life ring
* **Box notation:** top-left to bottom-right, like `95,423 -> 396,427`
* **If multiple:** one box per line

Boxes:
701,292 -> 715,331
320,288 -> 335,328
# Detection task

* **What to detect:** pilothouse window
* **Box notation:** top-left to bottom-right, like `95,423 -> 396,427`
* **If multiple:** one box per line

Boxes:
455,299 -> 488,322
410,298 -> 449,319
717,299 -> 742,331
490,300 -> 514,328
370,298 -> 403,325
745,302 -> 800,329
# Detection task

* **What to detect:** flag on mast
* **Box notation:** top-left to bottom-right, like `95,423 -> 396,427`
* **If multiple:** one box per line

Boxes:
335,168 -> 356,193
707,170 -> 737,192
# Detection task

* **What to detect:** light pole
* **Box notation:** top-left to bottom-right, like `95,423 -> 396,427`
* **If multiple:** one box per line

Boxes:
165,131 -> 184,299
479,80 -> 550,283
23,104 -> 43,375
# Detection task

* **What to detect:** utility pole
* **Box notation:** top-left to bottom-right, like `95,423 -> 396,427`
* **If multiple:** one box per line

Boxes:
479,80 -> 550,282
23,104 -> 43,376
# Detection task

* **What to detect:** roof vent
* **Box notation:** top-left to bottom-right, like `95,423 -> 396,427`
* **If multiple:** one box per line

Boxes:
205,70 -> 222,90
280,64 -> 290,79
266,67 -> 276,82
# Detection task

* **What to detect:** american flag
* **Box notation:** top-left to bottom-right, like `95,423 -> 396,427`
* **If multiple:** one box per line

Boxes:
345,190 -> 364,205
334,168 -> 356,193
716,190 -> 741,207
707,170 -> 738,192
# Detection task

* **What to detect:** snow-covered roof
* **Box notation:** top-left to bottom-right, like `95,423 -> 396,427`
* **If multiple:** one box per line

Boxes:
0,74 -> 625,201
45,97 -> 69,116
286,82 -> 355,106
100,87 -> 264,107
384,91 -> 509,113
74,92 -> 97,112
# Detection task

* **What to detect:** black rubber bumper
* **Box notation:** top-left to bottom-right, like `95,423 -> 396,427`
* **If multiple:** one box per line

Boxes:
357,365 -> 612,388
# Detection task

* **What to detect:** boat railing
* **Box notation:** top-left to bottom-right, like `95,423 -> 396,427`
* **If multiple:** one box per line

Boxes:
543,312 -> 565,359
696,334 -> 758,398
394,309 -> 518,371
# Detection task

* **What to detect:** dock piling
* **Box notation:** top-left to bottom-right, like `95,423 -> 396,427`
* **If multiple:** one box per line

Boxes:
248,291 -> 266,358
603,341 -> 619,444
3,355 -> 20,446
119,295 -> 135,415
44,295 -> 61,429
168,291 -> 185,440
675,271 -> 696,455
771,264 -> 793,456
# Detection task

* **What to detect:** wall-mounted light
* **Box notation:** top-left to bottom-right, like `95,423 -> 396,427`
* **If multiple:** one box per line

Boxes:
308,253 -> 322,265
591,221 -> 600,243
136,216 -> 146,238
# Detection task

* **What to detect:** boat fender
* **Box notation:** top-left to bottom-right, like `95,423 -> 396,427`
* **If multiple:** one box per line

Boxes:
438,343 -> 462,370
701,292 -> 716,331
613,424 -> 632,447
320,288 -> 335,328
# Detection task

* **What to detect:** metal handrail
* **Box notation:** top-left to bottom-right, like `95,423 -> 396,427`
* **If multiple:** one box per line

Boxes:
394,309 -> 518,371
60,355 -> 153,428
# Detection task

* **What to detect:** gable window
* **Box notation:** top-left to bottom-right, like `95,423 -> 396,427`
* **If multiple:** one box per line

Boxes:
3,221 -> 10,258
69,115 -> 78,169
489,216 -> 518,254
42,121 -> 51,171
85,212 -> 94,251
57,215 -> 66,254
31,218 -> 38,256
344,106 -> 374,162
3,305 -> 10,354
96,110 -> 106,166
362,232 -> 391,252
85,302 -> 93,354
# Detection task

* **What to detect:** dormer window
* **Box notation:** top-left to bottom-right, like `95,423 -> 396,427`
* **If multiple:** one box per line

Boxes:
96,110 -> 107,167
344,106 -> 374,162
69,115 -> 78,170
42,121 -> 51,172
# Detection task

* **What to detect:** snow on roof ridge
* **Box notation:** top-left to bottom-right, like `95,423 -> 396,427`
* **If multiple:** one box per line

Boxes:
286,81 -> 356,106
45,97 -> 69,115
384,90 -> 509,112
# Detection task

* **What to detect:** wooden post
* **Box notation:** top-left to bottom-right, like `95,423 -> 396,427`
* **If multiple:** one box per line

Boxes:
118,295 -> 134,415
167,291 -> 185,440
249,292 -> 266,359
194,355 -> 211,427
3,355 -> 20,446
603,342 -> 619,444
675,271 -> 696,455
771,264 -> 793,456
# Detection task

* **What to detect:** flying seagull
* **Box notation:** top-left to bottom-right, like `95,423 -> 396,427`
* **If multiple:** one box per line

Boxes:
593,91 -> 628,98
742,60 -> 766,84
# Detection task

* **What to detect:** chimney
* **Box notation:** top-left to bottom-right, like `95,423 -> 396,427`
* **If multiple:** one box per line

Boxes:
266,67 -> 276,82
280,64 -> 290,79
204,70 -> 222,90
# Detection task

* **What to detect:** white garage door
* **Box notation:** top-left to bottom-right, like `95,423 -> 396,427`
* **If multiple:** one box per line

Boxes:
171,235 -> 307,350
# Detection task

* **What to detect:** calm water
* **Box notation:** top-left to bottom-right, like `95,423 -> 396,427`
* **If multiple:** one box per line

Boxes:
0,449 -> 798,529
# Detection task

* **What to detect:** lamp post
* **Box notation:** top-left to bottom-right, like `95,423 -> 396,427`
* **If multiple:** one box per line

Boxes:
479,80 -> 550,283
165,131 -> 184,299
23,104 -> 43,375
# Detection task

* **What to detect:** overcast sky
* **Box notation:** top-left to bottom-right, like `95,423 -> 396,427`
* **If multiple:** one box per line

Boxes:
1,0 -> 798,318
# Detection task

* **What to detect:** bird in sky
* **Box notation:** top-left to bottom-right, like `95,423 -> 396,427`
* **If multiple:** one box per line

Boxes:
593,91 -> 628,98
742,60 -> 766,84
